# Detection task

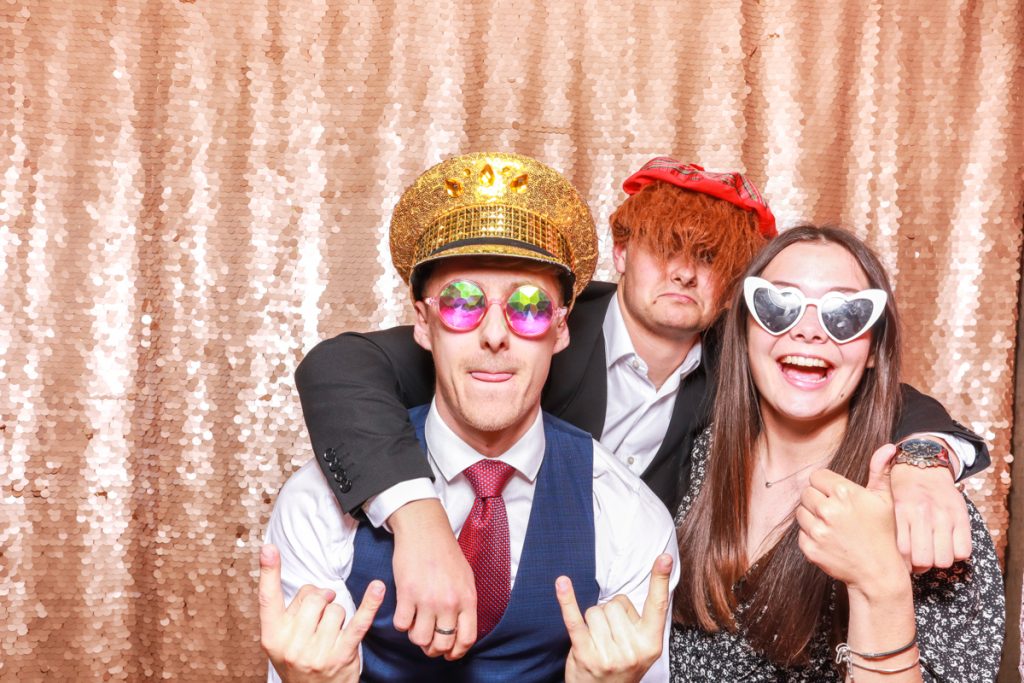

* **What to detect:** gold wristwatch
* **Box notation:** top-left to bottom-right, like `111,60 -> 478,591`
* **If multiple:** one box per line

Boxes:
894,438 -> 956,478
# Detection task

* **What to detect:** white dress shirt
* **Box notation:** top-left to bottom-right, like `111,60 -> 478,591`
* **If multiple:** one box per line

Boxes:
268,402 -> 680,683
600,294 -> 703,476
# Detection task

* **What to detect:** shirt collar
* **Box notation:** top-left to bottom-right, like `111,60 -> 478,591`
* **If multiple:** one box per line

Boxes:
602,291 -> 704,378
425,400 -> 545,484
602,293 -> 639,369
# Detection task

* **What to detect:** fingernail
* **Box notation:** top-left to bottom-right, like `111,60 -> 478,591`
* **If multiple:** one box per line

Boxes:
260,544 -> 273,562
371,582 -> 385,597
555,577 -> 569,591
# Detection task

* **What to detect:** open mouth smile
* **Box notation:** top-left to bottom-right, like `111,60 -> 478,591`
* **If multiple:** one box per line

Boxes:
777,354 -> 835,387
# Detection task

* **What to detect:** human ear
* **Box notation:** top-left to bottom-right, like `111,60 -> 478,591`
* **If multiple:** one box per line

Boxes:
412,301 -> 433,352
612,242 -> 628,276
553,318 -> 570,354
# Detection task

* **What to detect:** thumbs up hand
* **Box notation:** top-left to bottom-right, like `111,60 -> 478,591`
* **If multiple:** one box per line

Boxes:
796,445 -> 910,591
556,554 -> 673,683
259,544 -> 386,683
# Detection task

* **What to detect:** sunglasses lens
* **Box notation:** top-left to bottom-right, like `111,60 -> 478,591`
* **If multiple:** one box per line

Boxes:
820,297 -> 876,342
437,281 -> 486,330
505,285 -> 554,336
751,287 -> 802,333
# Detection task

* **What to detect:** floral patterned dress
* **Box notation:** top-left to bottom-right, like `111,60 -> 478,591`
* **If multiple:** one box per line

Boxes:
669,429 -> 1005,682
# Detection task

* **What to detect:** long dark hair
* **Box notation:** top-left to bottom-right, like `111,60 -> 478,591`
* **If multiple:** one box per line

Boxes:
673,226 -> 904,666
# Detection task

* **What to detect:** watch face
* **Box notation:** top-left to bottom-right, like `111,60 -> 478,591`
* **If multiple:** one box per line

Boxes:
898,438 -> 944,457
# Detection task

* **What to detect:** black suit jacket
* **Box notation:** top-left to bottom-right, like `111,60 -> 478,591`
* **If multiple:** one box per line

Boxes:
295,281 -> 990,514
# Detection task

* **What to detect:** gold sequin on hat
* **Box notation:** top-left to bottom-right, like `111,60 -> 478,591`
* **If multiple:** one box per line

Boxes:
390,152 -> 597,303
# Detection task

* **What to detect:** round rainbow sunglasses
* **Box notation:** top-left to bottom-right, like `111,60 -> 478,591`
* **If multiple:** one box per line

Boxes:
424,279 -> 566,338
743,276 -> 888,344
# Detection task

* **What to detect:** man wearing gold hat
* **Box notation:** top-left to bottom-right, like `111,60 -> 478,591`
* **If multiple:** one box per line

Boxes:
291,154 -> 988,661
260,153 -> 679,682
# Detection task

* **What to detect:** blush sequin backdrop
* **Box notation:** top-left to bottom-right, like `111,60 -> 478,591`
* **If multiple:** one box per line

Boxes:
2,0 -> 1023,680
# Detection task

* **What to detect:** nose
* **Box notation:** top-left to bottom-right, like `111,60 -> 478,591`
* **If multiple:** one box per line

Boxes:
789,304 -> 827,343
669,257 -> 698,287
478,302 -> 511,351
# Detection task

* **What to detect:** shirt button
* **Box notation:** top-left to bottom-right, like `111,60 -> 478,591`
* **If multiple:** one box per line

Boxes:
630,358 -> 640,370
627,456 -> 635,465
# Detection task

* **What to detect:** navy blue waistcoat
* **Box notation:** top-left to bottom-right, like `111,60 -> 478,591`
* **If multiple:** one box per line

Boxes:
347,405 -> 600,682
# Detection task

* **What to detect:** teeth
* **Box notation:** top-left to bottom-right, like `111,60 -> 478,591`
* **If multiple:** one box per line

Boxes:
780,355 -> 829,368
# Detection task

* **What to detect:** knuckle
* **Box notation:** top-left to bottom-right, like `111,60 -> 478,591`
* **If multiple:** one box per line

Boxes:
909,501 -> 931,517
610,595 -> 631,608
282,649 -> 309,671
259,635 -> 279,656
642,642 -> 663,662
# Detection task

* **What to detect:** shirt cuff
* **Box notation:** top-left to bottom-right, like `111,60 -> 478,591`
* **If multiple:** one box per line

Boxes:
362,478 -> 439,530
921,432 -> 975,480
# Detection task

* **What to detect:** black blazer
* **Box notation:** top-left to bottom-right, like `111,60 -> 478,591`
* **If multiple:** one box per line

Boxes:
295,281 -> 990,514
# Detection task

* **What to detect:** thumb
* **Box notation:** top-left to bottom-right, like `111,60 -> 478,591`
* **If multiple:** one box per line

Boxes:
258,544 -> 287,635
866,444 -> 898,493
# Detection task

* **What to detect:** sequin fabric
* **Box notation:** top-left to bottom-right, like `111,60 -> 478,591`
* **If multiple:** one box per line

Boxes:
1,0 -> 1021,680
390,152 -> 597,302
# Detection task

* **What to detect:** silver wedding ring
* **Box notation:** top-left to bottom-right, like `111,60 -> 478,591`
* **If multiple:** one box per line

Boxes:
434,625 -> 456,636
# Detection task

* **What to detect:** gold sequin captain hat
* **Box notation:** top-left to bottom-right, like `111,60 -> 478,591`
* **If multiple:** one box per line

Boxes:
391,152 -> 597,304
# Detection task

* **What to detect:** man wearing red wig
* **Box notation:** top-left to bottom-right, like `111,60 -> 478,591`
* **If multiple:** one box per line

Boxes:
294,157 -> 988,659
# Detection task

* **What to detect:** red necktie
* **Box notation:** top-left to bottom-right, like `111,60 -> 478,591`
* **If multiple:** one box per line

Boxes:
458,459 -> 515,638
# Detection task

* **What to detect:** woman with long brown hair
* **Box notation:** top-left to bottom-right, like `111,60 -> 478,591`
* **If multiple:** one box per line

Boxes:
669,226 -> 1003,681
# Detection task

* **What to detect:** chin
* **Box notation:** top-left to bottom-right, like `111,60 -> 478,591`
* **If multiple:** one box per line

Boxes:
460,404 -> 525,434
653,312 -> 704,334
774,399 -> 846,426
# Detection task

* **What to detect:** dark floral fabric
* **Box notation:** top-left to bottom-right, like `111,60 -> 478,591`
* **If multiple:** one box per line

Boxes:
670,429 -> 1005,682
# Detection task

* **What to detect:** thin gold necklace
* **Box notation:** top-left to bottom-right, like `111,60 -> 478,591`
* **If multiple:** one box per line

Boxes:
759,454 -> 829,488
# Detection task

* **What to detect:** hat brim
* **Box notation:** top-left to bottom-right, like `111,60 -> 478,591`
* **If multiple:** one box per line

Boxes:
410,242 -> 576,302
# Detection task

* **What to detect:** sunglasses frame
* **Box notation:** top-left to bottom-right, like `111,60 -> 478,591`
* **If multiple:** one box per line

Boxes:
743,276 -> 888,344
424,279 -> 567,339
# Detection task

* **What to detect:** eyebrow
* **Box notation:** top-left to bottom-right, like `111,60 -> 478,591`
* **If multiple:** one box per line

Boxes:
769,279 -> 864,295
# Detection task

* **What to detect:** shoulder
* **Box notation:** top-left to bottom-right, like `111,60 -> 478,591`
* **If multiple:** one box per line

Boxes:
567,281 -> 616,321
591,439 -> 674,533
542,411 -> 594,440
268,462 -> 360,592
591,439 -> 679,599
688,427 -> 713,486
271,461 -> 348,530
676,427 -> 713,521
577,280 -> 617,305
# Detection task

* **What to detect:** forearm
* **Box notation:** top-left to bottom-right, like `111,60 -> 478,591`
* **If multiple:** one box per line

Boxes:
843,577 -> 921,682
295,329 -> 435,512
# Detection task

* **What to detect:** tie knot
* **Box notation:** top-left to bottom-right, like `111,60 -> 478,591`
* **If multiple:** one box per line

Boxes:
462,460 -> 515,499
